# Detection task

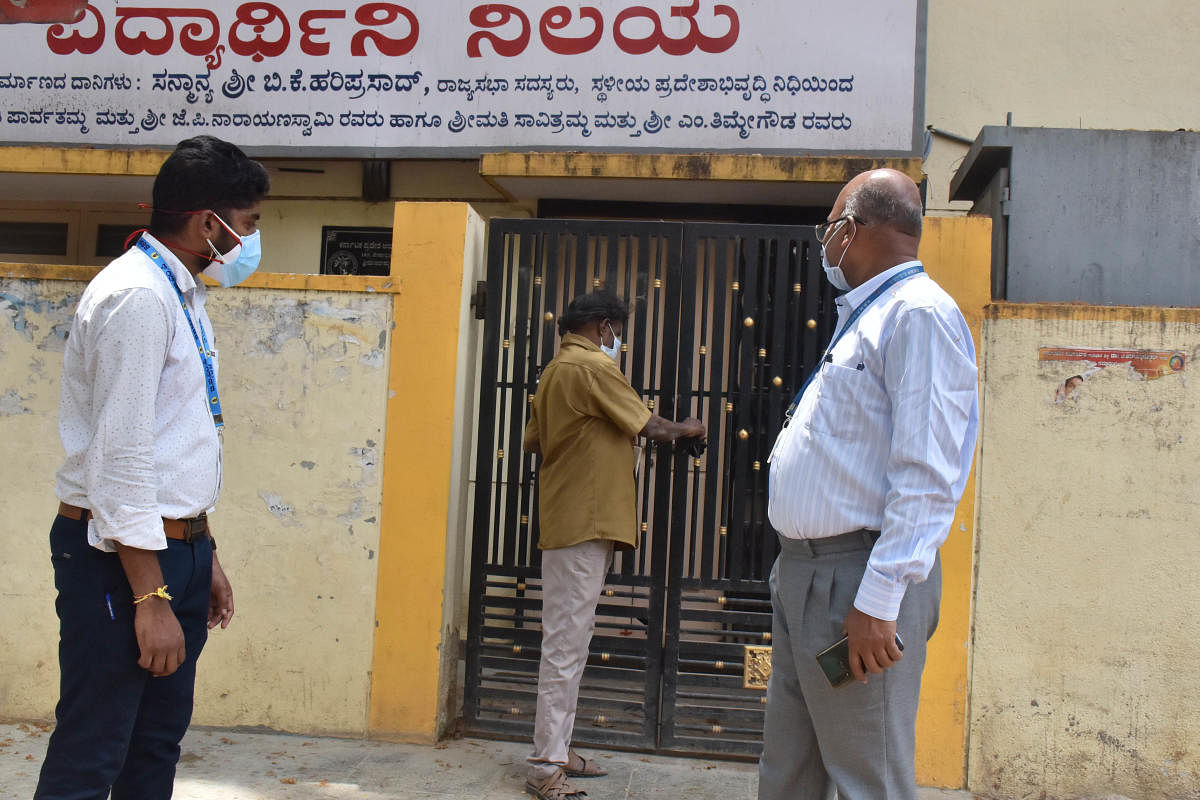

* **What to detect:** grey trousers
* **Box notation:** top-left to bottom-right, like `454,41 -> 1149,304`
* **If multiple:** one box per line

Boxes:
757,534 -> 941,800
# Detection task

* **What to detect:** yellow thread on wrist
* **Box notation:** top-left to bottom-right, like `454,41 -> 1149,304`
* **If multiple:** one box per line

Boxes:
133,586 -> 172,605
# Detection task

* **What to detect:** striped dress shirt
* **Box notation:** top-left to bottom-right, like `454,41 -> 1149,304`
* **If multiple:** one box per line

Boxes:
767,260 -> 979,621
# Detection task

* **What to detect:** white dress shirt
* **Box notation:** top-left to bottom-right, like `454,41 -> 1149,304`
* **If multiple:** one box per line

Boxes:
767,261 -> 979,621
56,233 -> 223,552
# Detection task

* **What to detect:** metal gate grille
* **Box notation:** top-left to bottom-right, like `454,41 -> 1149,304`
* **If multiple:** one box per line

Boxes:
464,219 -> 835,756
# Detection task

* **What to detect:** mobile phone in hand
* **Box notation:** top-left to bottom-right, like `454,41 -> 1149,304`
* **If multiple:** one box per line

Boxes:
815,633 -> 904,688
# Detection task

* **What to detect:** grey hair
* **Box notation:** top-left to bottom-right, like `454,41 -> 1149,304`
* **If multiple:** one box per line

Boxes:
843,182 -> 923,238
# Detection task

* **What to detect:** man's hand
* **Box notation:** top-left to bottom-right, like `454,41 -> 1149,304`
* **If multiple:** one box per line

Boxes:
208,552 -> 235,630
117,541 -> 186,676
134,599 -> 186,677
641,414 -> 706,443
844,605 -> 903,683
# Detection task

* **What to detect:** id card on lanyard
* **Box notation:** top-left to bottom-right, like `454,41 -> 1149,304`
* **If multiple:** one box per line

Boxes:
136,235 -> 224,429
783,265 -> 923,425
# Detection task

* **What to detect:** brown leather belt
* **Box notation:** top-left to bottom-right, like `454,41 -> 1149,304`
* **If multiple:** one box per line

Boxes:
57,502 -> 209,543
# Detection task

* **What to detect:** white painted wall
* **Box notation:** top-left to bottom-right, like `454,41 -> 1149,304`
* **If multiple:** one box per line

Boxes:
925,0 -> 1200,211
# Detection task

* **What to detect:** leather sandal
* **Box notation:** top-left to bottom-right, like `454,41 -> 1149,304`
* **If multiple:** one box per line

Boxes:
562,748 -> 608,778
525,768 -> 587,799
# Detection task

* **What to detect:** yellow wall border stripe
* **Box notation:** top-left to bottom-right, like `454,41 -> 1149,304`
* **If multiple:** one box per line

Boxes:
0,145 -> 168,176
480,152 -> 923,184
1,261 -> 400,294
987,302 -> 1200,323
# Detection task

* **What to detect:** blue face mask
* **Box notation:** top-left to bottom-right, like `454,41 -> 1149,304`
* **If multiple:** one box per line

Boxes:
202,225 -> 262,288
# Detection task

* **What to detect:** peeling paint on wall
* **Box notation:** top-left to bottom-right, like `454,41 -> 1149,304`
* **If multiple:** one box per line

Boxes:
974,312 -> 1200,800
0,278 -> 85,723
0,284 -> 77,352
0,388 -> 33,416
5,280 -> 392,736
348,440 -> 378,488
258,490 -> 298,525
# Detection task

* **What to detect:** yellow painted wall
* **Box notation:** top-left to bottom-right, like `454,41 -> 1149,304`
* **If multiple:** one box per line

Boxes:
0,278 -> 73,718
913,216 -> 992,787
972,305 -> 1200,799
0,271 -> 397,735
369,202 -> 485,740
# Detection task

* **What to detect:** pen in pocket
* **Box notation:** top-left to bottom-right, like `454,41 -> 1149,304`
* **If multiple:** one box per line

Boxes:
104,593 -> 114,621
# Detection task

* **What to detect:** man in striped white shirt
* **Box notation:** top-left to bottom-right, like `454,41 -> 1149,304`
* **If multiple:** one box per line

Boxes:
759,169 -> 979,800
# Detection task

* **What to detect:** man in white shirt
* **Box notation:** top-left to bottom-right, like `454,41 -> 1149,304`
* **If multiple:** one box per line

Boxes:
759,169 -> 979,800
37,136 -> 268,800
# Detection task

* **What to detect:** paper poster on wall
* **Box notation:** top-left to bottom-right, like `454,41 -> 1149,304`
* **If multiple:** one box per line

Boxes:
0,1 -> 926,156
1039,347 -> 1186,381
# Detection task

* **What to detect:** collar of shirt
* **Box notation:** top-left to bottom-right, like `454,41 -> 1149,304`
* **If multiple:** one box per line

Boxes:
140,232 -> 201,297
560,331 -> 601,352
835,259 -> 923,318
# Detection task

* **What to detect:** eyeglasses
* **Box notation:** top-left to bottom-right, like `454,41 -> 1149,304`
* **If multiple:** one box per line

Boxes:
815,215 -> 862,243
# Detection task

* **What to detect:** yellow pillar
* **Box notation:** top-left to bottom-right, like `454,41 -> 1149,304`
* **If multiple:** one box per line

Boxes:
369,202 -> 476,740
913,216 -> 992,787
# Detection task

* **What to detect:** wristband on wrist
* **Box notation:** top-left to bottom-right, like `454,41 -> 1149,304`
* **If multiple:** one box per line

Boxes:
133,586 -> 172,605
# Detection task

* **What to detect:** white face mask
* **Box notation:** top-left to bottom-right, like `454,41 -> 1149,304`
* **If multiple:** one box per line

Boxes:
820,218 -> 855,292
600,321 -> 621,361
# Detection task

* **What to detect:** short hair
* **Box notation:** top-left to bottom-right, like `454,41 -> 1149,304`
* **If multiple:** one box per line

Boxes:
150,136 -> 270,236
558,290 -> 629,336
843,181 -> 922,238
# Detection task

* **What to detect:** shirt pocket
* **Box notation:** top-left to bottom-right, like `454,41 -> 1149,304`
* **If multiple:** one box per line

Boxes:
807,362 -> 887,440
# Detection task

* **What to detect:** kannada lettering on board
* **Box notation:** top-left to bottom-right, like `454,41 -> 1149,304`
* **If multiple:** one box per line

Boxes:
321,226 -> 392,276
0,1 -> 926,155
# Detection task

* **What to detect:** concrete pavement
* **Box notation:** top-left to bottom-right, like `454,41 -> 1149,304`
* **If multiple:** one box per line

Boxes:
0,722 -> 976,799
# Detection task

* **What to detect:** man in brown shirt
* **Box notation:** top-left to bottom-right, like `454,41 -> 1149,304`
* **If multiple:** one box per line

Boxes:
523,291 -> 704,800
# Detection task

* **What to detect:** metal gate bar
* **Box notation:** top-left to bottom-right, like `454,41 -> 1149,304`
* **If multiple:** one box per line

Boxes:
465,219 -> 833,758
657,225 -> 831,755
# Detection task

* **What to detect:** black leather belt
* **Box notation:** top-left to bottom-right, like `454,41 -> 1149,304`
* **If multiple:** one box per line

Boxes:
778,529 -> 879,557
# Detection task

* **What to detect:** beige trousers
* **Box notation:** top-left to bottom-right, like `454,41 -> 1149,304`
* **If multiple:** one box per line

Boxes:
527,538 -> 614,780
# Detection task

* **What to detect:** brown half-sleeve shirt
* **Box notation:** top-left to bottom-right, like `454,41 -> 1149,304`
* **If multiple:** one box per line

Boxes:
523,333 -> 653,551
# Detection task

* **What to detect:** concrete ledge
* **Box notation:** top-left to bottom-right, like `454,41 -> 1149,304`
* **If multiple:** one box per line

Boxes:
0,262 -> 401,293
0,145 -> 169,176
481,152 -> 923,183
986,302 -> 1200,323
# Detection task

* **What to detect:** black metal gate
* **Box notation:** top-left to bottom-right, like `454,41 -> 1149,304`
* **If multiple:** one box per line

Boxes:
464,218 -> 836,757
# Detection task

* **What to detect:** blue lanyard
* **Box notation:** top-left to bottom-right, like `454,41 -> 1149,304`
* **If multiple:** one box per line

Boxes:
136,236 -> 224,429
784,264 -> 924,424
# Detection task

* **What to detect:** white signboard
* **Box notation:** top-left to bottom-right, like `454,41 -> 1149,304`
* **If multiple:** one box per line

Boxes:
0,1 -> 925,156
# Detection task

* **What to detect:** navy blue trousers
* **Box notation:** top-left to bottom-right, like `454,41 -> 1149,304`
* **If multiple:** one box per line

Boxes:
35,512 -> 213,800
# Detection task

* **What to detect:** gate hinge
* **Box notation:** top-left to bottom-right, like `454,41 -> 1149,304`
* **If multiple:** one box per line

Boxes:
470,281 -> 487,320
999,186 -> 1012,217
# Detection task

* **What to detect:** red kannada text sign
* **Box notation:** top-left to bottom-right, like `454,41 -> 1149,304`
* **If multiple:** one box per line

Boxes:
43,2 -> 740,64
0,0 -> 85,24
1038,347 -> 1186,380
